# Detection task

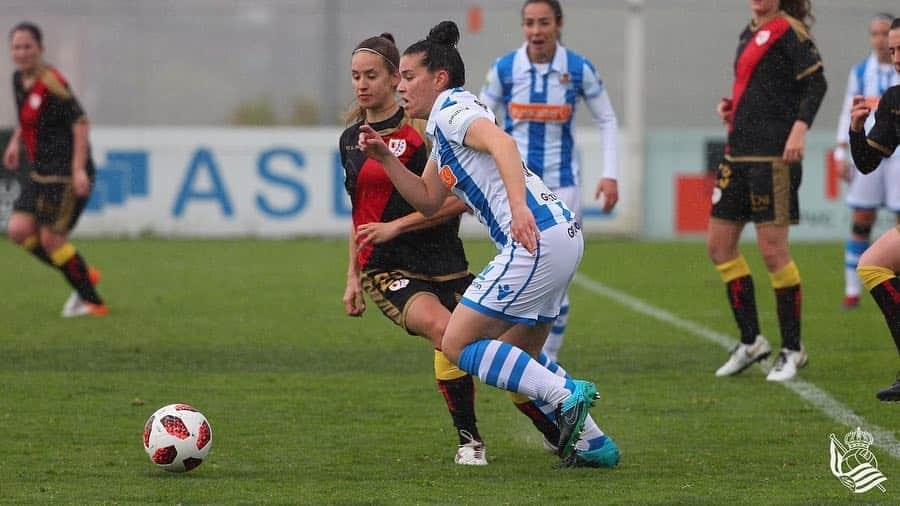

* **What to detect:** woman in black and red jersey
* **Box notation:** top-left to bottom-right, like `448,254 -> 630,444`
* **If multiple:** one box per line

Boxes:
2,22 -> 106,317
708,0 -> 826,382
338,33 -> 488,465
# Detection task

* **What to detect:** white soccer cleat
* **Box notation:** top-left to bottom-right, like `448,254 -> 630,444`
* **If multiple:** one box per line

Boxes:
454,431 -> 487,466
766,346 -> 808,382
715,335 -> 772,377
61,292 -> 85,318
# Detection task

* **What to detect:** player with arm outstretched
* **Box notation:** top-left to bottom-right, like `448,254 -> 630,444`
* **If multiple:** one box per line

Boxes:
339,33 -> 490,464
359,20 -> 619,468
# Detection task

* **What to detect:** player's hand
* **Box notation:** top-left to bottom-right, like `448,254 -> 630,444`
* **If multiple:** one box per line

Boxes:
716,97 -> 734,124
355,221 -> 400,248
510,202 -> 539,255
849,95 -> 871,133
357,124 -> 391,162
594,177 -> 619,212
343,276 -> 366,317
836,158 -> 852,183
72,169 -> 91,197
3,143 -> 18,170
782,121 -> 807,163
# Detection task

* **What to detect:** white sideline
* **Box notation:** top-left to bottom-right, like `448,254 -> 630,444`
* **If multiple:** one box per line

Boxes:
572,274 -> 900,460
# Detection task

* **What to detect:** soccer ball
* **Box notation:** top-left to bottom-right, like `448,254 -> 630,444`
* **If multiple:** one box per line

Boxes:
143,403 -> 212,472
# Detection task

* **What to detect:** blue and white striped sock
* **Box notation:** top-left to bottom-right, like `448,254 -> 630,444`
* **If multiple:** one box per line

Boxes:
457,339 -> 574,406
534,353 -> 607,452
541,298 -> 569,362
845,238 -> 869,297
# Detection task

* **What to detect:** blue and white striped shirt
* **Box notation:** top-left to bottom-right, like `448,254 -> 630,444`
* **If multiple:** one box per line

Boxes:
426,88 -> 574,250
480,42 -> 618,189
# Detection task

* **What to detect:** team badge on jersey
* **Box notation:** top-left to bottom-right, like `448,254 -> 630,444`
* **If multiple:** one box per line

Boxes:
388,139 -> 407,157
560,73 -> 571,85
755,30 -> 770,46
29,93 -> 42,110
388,278 -> 409,291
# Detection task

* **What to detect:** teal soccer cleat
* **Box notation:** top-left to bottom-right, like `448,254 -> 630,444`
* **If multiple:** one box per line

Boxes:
558,436 -> 620,468
556,380 -> 599,459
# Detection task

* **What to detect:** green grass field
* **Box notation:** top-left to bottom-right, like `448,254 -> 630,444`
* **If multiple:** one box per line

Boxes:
0,238 -> 897,505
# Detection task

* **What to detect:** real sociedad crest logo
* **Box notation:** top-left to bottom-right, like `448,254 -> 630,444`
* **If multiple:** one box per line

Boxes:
388,139 -> 407,157
829,427 -> 887,494
755,30 -> 770,46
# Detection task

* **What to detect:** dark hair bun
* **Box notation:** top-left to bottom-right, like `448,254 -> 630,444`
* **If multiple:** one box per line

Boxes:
379,32 -> 395,44
426,21 -> 460,47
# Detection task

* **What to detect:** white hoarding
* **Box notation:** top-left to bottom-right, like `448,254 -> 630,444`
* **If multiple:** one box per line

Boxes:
75,127 -> 638,238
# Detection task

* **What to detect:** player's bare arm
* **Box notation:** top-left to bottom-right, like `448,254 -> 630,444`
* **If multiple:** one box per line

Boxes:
463,117 -> 539,254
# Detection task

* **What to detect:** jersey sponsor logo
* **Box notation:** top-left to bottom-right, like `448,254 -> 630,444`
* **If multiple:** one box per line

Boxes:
387,139 -> 407,157
439,165 -> 457,188
508,102 -> 572,123
28,93 -> 42,110
755,30 -> 770,46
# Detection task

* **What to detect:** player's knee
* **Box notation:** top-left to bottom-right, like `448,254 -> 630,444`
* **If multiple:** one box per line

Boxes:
39,233 -> 66,254
707,241 -> 736,264
439,336 -> 463,364
7,219 -> 33,245
851,222 -> 873,238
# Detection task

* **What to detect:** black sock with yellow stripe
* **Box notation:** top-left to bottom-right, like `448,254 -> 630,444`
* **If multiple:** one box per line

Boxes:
858,266 -> 900,354
21,235 -> 54,267
434,350 -> 481,444
50,243 -> 103,305
715,256 -> 760,345
770,261 -> 802,351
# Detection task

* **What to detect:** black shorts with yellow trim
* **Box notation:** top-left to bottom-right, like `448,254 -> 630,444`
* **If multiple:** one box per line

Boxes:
711,156 -> 801,225
13,174 -> 91,233
360,269 -> 474,335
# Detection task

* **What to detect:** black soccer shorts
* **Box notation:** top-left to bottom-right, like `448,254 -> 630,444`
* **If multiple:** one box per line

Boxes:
711,157 -> 801,225
360,269 -> 474,335
13,176 -> 91,233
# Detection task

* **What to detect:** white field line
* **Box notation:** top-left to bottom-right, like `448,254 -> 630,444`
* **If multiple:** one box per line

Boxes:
572,274 -> 900,460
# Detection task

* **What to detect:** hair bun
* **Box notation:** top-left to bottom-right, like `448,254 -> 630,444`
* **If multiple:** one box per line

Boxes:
379,32 -> 395,44
426,21 -> 460,47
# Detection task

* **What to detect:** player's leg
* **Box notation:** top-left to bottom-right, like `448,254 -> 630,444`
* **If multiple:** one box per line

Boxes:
709,160 -> 770,376
445,224 -> 596,459
507,352 -> 619,468
843,162 -> 884,309
540,185 -> 580,362
39,226 -> 105,310
843,209 -> 877,309
37,182 -> 105,315
856,226 -> 900,401
753,161 -> 805,381
709,219 -> 770,376
7,211 -> 49,262
404,289 -> 486,465
360,271 -> 487,463
7,178 -> 54,266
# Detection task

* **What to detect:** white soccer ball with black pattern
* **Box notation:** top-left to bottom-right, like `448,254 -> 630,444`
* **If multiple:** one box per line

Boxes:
143,403 -> 212,472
